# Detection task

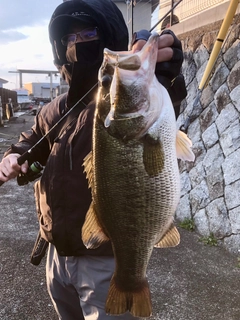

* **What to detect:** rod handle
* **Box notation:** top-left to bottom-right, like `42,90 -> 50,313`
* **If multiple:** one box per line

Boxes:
0,151 -> 31,186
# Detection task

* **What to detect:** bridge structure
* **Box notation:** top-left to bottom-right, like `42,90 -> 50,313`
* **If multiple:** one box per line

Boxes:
8,69 -> 60,101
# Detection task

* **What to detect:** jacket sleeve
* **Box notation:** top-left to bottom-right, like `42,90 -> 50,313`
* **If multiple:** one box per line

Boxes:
4,110 -> 51,166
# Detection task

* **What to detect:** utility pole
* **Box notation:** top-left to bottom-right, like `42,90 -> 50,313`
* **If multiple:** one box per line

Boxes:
48,73 -> 54,101
131,0 -> 134,36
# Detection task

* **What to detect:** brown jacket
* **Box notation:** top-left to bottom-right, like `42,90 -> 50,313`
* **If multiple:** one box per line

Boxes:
5,93 -> 113,256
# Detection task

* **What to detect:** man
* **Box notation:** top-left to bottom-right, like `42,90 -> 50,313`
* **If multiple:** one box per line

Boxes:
0,0 -> 185,319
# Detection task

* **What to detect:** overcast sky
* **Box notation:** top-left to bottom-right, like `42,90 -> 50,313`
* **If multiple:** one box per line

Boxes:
0,0 -> 63,89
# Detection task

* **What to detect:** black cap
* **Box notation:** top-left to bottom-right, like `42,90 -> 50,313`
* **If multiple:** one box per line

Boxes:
49,3 -> 97,40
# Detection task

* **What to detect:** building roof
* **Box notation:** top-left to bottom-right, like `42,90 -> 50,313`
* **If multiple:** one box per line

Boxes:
0,78 -> 8,84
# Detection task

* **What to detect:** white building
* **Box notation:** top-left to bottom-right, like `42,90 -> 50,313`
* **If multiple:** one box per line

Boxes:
24,82 -> 59,100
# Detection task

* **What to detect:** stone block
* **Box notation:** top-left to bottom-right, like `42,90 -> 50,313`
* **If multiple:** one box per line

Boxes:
206,198 -> 231,238
219,120 -> 240,157
225,180 -> 240,210
215,103 -> 239,135
199,101 -> 218,132
222,149 -> 240,185
202,123 -> 218,149
194,209 -> 210,236
190,179 -> 210,214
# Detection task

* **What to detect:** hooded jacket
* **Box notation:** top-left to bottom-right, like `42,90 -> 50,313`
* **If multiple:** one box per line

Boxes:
5,0 -> 129,256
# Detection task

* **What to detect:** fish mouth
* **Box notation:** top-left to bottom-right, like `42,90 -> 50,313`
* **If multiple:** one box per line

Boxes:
104,111 -> 147,142
104,110 -> 142,128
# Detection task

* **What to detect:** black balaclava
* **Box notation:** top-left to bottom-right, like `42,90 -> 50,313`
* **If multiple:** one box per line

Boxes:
65,40 -> 104,106
66,40 -> 102,64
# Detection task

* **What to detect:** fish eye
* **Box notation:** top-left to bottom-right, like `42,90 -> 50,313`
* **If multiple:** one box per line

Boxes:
101,75 -> 112,88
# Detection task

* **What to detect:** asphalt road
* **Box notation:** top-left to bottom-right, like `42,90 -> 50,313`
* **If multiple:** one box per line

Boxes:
0,113 -> 240,320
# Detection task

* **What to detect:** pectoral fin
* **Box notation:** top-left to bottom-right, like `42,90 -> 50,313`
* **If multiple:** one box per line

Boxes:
154,224 -> 180,248
143,134 -> 164,176
82,202 -> 109,249
176,130 -> 195,161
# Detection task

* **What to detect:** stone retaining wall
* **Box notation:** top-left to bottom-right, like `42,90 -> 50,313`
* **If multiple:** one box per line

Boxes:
175,15 -> 240,254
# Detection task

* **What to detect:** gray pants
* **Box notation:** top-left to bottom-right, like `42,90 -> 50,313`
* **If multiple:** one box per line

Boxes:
46,244 -> 140,320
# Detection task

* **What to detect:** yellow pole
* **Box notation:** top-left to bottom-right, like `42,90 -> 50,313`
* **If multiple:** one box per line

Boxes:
198,0 -> 239,90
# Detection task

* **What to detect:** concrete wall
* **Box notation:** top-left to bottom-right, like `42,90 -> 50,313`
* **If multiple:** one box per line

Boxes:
173,13 -> 240,254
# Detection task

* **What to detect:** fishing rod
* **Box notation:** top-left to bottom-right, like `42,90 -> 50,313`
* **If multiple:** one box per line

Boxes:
180,0 -> 239,132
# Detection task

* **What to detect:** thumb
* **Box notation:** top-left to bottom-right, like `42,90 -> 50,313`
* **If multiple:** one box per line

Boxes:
131,39 -> 146,53
20,161 -> 29,174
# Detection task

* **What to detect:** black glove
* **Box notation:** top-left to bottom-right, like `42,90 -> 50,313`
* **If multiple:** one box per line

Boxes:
156,29 -> 183,88
131,29 -> 151,45
131,29 -> 183,88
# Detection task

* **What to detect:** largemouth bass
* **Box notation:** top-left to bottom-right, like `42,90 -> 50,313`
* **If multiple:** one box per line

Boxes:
82,32 -> 194,318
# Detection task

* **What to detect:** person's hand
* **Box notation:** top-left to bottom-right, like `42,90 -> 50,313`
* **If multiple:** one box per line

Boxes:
132,33 -> 174,63
131,29 -> 183,81
0,153 -> 28,183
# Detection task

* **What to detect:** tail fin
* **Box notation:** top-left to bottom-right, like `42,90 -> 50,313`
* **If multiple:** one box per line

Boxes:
105,276 -> 152,318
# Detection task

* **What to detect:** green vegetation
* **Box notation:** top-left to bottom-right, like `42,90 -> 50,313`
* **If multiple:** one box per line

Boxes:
199,233 -> 218,246
237,257 -> 240,268
179,218 -> 195,231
